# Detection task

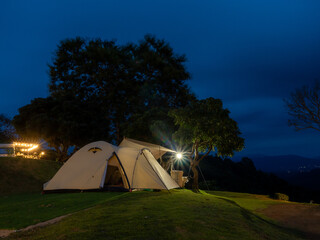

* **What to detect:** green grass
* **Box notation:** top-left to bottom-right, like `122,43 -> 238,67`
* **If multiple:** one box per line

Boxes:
0,192 -> 124,229
0,157 -> 61,196
7,190 -> 304,240
0,158 -> 306,239
206,191 -> 280,211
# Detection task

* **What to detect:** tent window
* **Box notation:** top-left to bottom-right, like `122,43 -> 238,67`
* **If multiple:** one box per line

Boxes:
104,165 -> 123,187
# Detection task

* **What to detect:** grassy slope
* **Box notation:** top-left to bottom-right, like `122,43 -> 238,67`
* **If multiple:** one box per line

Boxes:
7,190 -> 304,240
207,191 -> 280,211
0,157 -> 61,196
0,192 -> 124,229
0,158 -> 305,239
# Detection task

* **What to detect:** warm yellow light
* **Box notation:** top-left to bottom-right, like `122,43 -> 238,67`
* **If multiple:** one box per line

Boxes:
26,145 -> 38,151
41,152 -> 45,155
176,153 -> 182,159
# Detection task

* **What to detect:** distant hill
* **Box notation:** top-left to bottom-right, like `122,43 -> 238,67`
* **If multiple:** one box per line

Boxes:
0,157 -> 61,195
197,156 -> 290,196
233,154 -> 320,173
233,155 -> 320,191
279,168 -> 320,191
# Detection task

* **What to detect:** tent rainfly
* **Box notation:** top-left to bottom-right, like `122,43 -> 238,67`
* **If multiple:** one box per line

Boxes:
119,137 -> 175,160
43,141 -> 179,191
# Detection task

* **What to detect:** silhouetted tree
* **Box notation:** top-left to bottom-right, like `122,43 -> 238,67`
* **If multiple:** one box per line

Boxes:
169,98 -> 244,191
285,81 -> 320,132
198,155 -> 291,196
0,114 -> 16,143
13,96 -> 109,162
49,35 -> 195,144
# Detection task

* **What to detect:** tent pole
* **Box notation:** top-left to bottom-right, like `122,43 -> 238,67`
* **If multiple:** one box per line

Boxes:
198,165 -> 210,190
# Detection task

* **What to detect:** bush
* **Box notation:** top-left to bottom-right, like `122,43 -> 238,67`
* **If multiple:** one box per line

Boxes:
271,193 -> 289,201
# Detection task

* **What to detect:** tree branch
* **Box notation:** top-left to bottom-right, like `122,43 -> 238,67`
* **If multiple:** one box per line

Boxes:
197,145 -> 213,163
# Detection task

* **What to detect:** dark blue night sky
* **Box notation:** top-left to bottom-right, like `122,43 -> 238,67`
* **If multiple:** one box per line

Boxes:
1,1 -> 320,157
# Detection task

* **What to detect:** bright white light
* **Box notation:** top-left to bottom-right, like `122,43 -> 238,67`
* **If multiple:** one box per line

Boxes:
176,153 -> 182,159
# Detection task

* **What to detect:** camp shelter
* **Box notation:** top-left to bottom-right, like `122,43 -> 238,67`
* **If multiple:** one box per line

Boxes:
43,141 -> 179,191
119,137 -> 175,160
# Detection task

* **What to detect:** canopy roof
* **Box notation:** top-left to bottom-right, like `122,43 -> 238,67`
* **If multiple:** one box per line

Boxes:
119,137 -> 175,159
0,144 -> 13,148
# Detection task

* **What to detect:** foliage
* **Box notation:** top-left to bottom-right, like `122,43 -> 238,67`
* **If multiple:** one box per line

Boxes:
285,81 -> 320,132
48,35 -> 195,144
197,156 -> 290,195
13,97 -> 109,161
197,155 -> 320,203
169,97 -> 244,191
6,190 -> 303,240
271,193 -> 289,201
0,114 -> 16,143
13,35 -> 194,160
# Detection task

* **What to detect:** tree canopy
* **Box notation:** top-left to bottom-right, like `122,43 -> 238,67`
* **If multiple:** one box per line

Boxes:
0,114 -> 15,143
48,35 -> 195,144
285,81 -> 320,132
13,97 -> 109,162
169,97 -> 244,191
13,35 -> 195,161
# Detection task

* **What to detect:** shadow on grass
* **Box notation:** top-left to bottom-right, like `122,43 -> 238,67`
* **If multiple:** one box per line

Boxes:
215,195 -> 306,239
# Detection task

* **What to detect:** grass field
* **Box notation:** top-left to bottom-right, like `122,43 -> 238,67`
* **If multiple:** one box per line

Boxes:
0,157 -> 308,239
207,191 -> 280,211
0,192 -> 124,229
3,190 -> 304,240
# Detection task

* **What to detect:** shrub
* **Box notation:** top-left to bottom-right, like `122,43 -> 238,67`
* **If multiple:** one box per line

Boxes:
271,193 -> 289,201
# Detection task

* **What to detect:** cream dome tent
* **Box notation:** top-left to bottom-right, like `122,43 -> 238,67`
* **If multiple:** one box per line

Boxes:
43,141 -> 179,191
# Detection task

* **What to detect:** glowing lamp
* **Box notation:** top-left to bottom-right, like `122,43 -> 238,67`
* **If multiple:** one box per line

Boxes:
176,153 -> 182,159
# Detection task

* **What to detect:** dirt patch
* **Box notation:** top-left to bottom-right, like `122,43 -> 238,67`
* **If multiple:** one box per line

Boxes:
0,230 -> 15,238
258,203 -> 320,240
0,214 -> 71,238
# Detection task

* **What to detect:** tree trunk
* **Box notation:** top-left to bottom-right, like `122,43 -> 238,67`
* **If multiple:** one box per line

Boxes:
60,145 -> 69,162
54,144 -> 69,162
189,143 -> 213,192
191,162 -> 200,192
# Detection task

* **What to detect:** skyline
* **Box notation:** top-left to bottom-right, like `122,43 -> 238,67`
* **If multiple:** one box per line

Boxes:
1,1 -> 320,157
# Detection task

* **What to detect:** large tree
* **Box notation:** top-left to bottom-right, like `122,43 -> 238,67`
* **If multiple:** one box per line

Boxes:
48,35 -> 195,144
169,97 -> 244,191
285,81 -> 320,132
13,96 -> 109,162
13,35 -> 194,161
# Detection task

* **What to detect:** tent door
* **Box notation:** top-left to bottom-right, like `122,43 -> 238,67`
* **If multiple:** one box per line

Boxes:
104,165 -> 124,187
103,155 -> 129,189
